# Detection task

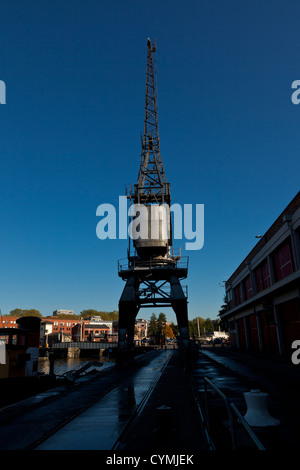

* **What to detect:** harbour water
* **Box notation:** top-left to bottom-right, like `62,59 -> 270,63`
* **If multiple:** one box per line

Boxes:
38,356 -> 115,376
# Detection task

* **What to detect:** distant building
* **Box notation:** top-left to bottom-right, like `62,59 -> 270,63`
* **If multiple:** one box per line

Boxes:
40,320 -> 53,347
72,318 -> 116,342
0,315 -> 118,346
47,332 -> 72,345
49,318 -> 79,335
38,317 -> 80,344
203,331 -> 229,340
134,319 -> 149,341
0,317 -> 18,328
86,317 -> 113,334
53,310 -> 74,316
220,191 -> 300,357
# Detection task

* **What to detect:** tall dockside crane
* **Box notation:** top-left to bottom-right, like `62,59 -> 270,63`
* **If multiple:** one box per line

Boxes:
117,39 -> 190,363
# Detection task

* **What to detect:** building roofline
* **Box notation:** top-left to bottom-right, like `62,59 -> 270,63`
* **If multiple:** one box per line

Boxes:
225,191 -> 300,287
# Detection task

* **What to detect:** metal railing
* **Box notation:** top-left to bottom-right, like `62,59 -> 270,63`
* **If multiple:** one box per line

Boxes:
118,255 -> 189,273
52,341 -> 118,350
202,377 -> 265,450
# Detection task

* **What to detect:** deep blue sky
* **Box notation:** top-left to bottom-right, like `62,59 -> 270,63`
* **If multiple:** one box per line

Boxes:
1,0 -> 299,323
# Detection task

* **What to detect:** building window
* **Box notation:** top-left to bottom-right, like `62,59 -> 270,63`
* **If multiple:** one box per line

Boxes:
234,284 -> 243,306
255,259 -> 271,293
243,275 -> 253,300
226,289 -> 233,310
273,240 -> 294,281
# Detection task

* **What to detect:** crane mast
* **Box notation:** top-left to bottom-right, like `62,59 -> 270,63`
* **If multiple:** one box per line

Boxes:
134,38 -> 170,206
117,39 -> 189,365
129,38 -> 172,259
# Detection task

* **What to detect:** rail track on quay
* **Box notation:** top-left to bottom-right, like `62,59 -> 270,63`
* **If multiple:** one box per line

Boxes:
0,348 -> 210,451
2,345 -> 294,452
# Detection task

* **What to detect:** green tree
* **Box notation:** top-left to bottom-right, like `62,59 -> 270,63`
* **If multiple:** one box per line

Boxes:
9,308 -> 23,317
79,310 -> 119,321
9,308 -> 42,318
212,318 -> 223,331
157,312 -> 167,332
195,317 -> 205,336
218,295 -> 228,316
188,316 -> 206,337
204,318 -> 214,333
80,309 -> 101,319
188,319 -> 197,337
148,313 -> 158,336
101,310 -> 119,321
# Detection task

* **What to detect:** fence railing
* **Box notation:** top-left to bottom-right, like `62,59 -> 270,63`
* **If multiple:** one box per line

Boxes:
118,255 -> 189,273
202,377 -> 266,450
52,341 -> 118,349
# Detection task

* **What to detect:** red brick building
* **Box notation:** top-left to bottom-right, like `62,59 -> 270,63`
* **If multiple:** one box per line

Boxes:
220,191 -> 300,358
0,317 -> 18,328
46,317 -> 79,336
72,319 -> 112,342
1,315 -> 118,344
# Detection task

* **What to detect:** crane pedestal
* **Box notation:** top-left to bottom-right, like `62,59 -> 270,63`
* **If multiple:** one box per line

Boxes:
117,257 -> 190,366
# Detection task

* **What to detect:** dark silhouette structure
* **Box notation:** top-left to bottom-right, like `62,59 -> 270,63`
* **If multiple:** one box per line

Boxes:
117,39 -> 189,363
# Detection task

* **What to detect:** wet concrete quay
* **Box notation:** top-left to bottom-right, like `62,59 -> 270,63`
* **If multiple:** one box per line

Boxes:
0,349 -> 170,450
36,349 -> 176,450
194,346 -> 300,450
0,345 -> 299,452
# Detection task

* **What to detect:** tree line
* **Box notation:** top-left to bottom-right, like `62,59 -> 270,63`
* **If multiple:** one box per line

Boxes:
188,317 -> 225,337
6,308 -> 119,321
147,313 -> 225,339
147,313 -> 175,338
6,308 -> 226,337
